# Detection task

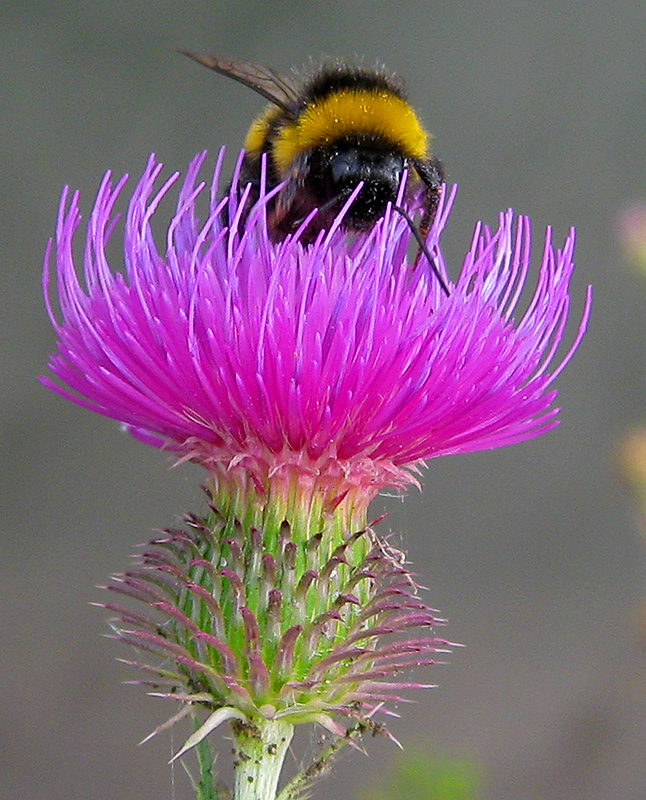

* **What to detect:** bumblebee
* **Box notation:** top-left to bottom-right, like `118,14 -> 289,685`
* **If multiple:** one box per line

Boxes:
182,52 -> 447,290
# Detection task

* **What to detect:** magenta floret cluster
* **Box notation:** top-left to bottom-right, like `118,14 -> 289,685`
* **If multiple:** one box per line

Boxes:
43,151 -> 590,489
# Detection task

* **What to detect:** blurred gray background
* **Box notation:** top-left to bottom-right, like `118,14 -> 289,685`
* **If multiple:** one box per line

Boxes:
2,1 -> 645,798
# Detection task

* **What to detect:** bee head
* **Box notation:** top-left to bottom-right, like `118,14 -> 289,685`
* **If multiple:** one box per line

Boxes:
313,143 -> 405,230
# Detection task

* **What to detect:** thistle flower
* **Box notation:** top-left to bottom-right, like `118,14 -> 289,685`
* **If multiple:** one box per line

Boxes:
43,151 -> 591,512
43,151 -> 590,798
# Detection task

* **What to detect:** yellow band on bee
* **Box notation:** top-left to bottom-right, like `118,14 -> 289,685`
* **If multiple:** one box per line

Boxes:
272,88 -> 429,173
244,107 -> 282,155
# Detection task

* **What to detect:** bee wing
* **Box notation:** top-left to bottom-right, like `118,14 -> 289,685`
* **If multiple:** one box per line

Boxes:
180,51 -> 301,116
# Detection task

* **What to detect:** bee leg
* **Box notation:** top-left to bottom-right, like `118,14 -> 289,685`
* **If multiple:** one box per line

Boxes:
410,157 -> 448,293
267,181 -> 299,241
394,203 -> 449,296
414,187 -> 440,265
414,155 -> 443,235
267,154 -> 313,241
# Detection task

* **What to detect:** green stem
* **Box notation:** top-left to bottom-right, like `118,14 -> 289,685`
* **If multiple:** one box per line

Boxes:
194,733 -> 218,800
232,719 -> 294,800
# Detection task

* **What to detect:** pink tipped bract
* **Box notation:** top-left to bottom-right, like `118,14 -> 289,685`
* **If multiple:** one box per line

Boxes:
43,151 -> 591,488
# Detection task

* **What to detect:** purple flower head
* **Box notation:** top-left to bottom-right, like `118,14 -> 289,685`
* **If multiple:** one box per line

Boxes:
43,151 -> 591,498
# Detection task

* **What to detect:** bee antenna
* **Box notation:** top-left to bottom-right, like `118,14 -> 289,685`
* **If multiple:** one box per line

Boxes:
393,205 -> 450,296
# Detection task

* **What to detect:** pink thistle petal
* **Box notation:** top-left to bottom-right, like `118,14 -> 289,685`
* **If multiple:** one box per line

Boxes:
42,152 -> 590,496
